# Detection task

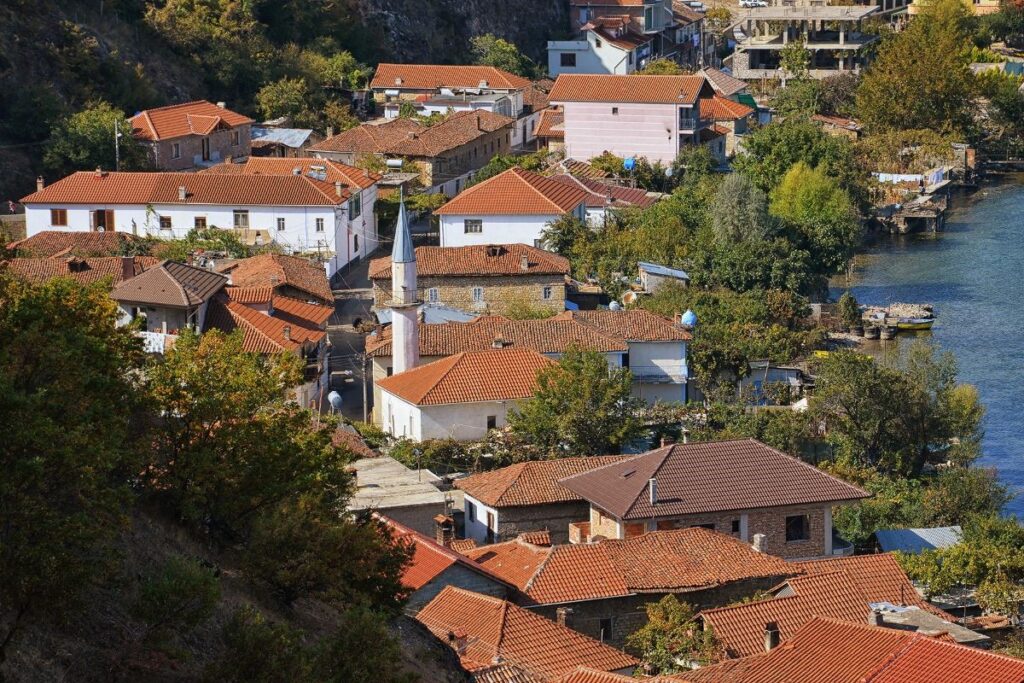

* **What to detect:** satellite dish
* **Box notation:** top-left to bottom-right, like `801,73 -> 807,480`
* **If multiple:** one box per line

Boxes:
328,391 -> 343,413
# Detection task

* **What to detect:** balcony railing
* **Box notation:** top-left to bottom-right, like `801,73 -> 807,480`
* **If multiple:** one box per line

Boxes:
628,364 -> 687,383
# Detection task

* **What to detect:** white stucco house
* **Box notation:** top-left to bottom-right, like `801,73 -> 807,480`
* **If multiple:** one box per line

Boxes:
375,348 -> 554,442
435,167 -> 589,248
20,158 -> 380,278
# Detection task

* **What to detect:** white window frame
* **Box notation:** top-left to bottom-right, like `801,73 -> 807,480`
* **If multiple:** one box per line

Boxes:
428,287 -> 440,303
233,210 -> 249,229
472,287 -> 484,303
464,219 -> 483,234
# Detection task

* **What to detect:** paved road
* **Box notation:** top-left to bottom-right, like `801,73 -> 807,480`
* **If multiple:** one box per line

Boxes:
328,255 -> 375,423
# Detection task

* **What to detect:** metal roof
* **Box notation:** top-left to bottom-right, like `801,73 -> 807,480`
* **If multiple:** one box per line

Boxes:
875,526 -> 963,554
251,126 -> 314,149
638,261 -> 690,280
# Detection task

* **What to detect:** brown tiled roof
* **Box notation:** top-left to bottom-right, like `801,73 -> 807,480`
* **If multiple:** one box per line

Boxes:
548,74 -> 708,105
376,348 -> 553,406
8,230 -> 140,258
416,586 -> 638,679
222,253 -> 334,305
558,439 -> 869,521
225,157 -> 381,190
700,67 -> 748,97
812,114 -> 863,131
332,427 -> 376,459
130,100 -> 253,142
700,94 -> 755,121
533,108 -> 564,139
455,456 -> 629,508
371,64 -> 531,91
450,538 -> 479,553
523,80 -> 554,111
435,167 -> 589,216
673,1 -> 704,24
588,22 -> 654,51
2,255 -> 156,286
548,175 -> 658,210
556,309 -> 690,341
223,286 -> 274,304
110,260 -> 227,307
365,315 -> 628,357
368,244 -> 570,280
561,159 -> 610,179
466,528 -> 793,606
21,171 -> 348,206
309,110 -> 513,158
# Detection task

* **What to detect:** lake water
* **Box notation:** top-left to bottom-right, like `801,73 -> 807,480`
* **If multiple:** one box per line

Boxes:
834,176 -> 1024,516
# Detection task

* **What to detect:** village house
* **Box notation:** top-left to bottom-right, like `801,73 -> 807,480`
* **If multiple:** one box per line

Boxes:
454,456 -> 630,544
519,80 -> 555,150
369,244 -> 571,316
250,124 -> 320,158
7,229 -> 141,258
462,527 -> 794,646
548,174 -> 660,227
416,586 -> 639,681
547,74 -> 722,166
130,100 -> 253,170
376,348 -> 554,441
216,252 -> 336,306
534,108 -> 565,151
347,457 -> 448,536
699,95 -> 755,157
435,167 -> 589,248
1,255 -> 156,287
812,113 -> 864,140
700,66 -> 750,99
557,438 -> 869,558
110,260 -> 227,341
308,110 -> 514,195
20,166 -> 376,279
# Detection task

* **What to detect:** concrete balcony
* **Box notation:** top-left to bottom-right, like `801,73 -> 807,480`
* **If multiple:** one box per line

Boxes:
629,364 -> 687,384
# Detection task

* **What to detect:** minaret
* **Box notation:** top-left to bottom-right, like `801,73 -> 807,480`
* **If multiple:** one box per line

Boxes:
389,192 -> 420,374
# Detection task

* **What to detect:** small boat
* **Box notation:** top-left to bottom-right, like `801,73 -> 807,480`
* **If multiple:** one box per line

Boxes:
896,317 -> 935,331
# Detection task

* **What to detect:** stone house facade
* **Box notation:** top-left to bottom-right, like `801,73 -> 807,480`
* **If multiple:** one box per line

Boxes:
130,101 -> 253,171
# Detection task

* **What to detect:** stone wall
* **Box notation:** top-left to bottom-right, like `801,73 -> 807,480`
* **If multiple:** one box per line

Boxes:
372,274 -> 566,314
497,501 -> 590,544
147,124 -> 252,171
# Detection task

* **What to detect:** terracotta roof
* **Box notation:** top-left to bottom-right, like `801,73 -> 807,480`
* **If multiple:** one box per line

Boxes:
215,157 -> 381,190
547,175 -> 658,210
588,22 -> 655,51
518,530 -> 551,546
700,95 -> 755,121
221,253 -> 334,305
130,100 -> 253,142
533,108 -> 564,139
465,528 -> 794,605
450,538 -> 479,553
110,260 -> 227,307
2,255 -> 156,286
553,668 -> 683,683
700,67 -> 748,97
365,315 -> 628,357
561,159 -> 610,179
21,171 -> 348,206
8,230 -> 140,258
556,309 -> 690,341
435,167 -> 589,216
673,1 -> 704,24
416,586 -> 638,679
524,80 -> 554,111
455,456 -> 629,508
812,114 -> 863,131
376,348 -> 553,406
558,439 -> 869,521
548,74 -> 708,105
369,244 -> 570,280
699,126 -> 727,143
677,617 -> 1024,683
223,286 -> 274,304
204,294 -> 328,353
332,427 -> 376,459
309,110 -> 514,158
371,64 -> 531,91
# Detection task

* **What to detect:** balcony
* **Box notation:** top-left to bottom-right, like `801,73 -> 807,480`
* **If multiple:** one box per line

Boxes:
569,521 -> 591,544
628,364 -> 687,384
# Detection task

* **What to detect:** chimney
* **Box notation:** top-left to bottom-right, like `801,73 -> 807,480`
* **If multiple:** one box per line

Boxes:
224,155 -> 232,165
764,622 -> 781,652
283,325 -> 291,341
556,607 -> 575,629
407,131 -> 418,140
335,181 -> 343,197
36,176 -> 44,192
446,630 -> 468,653
95,167 -> 104,178
660,435 -> 675,448
434,514 -> 455,547
326,126 -> 335,138
752,533 -> 767,553
868,609 -> 884,627
682,428 -> 690,444
216,101 -> 226,109
520,253 -> 529,271
178,185 -> 187,201
121,256 -> 136,281
492,334 -> 508,349
648,478 -> 658,505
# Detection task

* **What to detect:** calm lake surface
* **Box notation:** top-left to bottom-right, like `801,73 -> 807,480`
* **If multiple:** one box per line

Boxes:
834,175 -> 1024,516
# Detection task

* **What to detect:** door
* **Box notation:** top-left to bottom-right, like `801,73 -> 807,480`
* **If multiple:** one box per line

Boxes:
201,137 -> 211,161
91,210 -> 114,232
485,512 -> 496,543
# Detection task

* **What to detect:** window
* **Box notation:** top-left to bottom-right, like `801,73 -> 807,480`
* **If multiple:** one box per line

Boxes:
691,523 -> 716,530
472,287 -> 484,303
656,520 -> 678,531
599,619 -> 613,642
353,234 -> 359,252
233,210 -> 249,229
560,52 -> 576,68
595,37 -> 602,47
159,216 -> 172,230
348,192 -> 362,219
231,130 -> 240,146
277,217 -> 286,231
464,219 -> 483,234
428,287 -> 440,303
194,217 -> 207,229
486,415 -> 497,430
622,352 -> 630,368
542,286 -> 553,300
467,502 -> 476,522
731,519 -> 741,534
786,514 -> 810,542
628,51 -> 634,66
50,209 -> 67,226
315,217 -> 325,232
612,106 -> 619,115
644,5 -> 654,28
171,142 -> 181,159
386,366 -> 393,377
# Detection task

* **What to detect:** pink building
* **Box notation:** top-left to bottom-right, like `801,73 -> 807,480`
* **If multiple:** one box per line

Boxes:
547,74 -> 718,166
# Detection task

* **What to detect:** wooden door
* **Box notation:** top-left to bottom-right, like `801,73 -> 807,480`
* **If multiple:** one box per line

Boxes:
201,137 -> 211,161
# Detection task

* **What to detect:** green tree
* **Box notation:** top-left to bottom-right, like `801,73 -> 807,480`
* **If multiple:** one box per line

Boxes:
542,214 -> 591,256
711,173 -> 774,245
818,72 -> 860,117
205,606 -> 313,682
508,347 -> 644,456
311,607 -> 415,683
641,58 -> 686,75
625,596 -> 719,673
257,77 -> 318,129
470,34 -> 532,77
0,276 -> 144,665
770,79 -> 821,117
779,44 -> 811,84
129,557 -> 221,653
44,101 -> 149,177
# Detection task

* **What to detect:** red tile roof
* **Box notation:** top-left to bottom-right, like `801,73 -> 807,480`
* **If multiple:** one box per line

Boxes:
369,244 -> 569,280
130,100 -> 253,142
533,108 -> 565,139
558,439 -> 869,521
699,67 -> 748,97
371,64 -> 531,91
204,295 -> 328,353
221,253 -> 334,305
416,586 -> 638,680
557,309 -> 691,341
464,528 -> 793,605
548,175 -> 658,210
215,157 -> 381,190
435,167 -> 589,216
524,80 -> 554,112
561,159 -> 610,179
365,314 -> 628,357
223,286 -> 274,304
455,456 -> 630,508
21,171 -> 348,206
8,230 -> 141,257
700,95 -> 755,121
309,110 -> 514,158
548,74 -> 708,105
332,427 -> 377,459
110,259 -> 227,307
2,255 -> 156,286
375,348 -> 553,406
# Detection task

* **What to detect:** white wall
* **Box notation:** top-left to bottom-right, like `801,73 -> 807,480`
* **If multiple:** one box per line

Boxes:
380,391 -> 524,442
557,101 -> 691,165
548,32 -> 637,77
463,494 -> 500,544
628,339 -> 688,405
439,205 -> 585,248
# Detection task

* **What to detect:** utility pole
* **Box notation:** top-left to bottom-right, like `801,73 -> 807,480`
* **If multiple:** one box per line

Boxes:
361,352 -> 370,424
114,119 -> 121,171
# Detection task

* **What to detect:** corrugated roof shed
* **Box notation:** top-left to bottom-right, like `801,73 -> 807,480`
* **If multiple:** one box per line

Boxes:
875,526 -> 963,554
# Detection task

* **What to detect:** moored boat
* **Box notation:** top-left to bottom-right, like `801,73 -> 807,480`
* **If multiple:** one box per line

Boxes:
896,317 -> 935,331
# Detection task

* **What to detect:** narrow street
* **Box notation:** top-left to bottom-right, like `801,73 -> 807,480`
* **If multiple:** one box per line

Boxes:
328,255 -> 375,423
